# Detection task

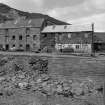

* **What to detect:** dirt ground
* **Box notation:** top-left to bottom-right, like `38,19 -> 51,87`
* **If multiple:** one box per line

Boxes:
0,54 -> 104,105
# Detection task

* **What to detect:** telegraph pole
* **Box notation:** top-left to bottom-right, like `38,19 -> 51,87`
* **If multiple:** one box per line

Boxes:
91,23 -> 95,57
103,80 -> 105,105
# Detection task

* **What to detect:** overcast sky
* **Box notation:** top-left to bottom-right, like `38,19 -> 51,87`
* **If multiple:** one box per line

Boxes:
0,0 -> 105,32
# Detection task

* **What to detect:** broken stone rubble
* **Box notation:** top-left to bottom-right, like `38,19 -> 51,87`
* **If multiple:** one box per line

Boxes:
0,72 -> 103,100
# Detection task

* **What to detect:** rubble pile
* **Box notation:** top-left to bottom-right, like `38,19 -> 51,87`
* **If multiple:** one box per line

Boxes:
0,56 -> 49,97
29,57 -> 48,75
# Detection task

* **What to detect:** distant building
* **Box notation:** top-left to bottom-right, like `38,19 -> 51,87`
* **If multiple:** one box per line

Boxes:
94,32 -> 105,52
41,24 -> 93,54
0,17 -> 68,52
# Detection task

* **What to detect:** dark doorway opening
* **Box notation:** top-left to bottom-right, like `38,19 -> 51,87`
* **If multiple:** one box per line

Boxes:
5,44 -> 9,50
94,43 -> 105,52
26,44 -> 30,51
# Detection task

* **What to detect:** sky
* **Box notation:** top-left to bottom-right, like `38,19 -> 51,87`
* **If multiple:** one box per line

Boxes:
0,0 -> 105,32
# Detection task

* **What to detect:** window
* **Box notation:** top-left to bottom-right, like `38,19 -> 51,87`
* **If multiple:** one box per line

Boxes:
12,35 -> 15,40
68,33 -> 71,38
59,34 -> 62,41
26,28 -> 30,34
33,35 -> 37,40
19,35 -> 22,40
64,25 -> 67,29
33,43 -> 36,48
76,45 -> 79,49
19,44 -> 23,47
5,29 -> 9,38
26,35 -> 30,37
0,44 -> 3,50
5,29 -> 8,34
43,34 -> 47,38
26,44 -> 30,50
12,44 -> 15,47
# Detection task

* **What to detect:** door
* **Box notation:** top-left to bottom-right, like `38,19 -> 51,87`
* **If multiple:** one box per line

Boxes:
26,44 -> 30,51
5,44 -> 9,50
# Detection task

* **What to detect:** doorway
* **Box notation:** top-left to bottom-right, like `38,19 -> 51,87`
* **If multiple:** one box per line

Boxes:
5,44 -> 9,50
94,43 -> 105,52
26,44 -> 30,51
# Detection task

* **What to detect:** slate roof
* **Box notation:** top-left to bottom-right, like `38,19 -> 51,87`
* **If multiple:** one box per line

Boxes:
0,18 -> 45,29
42,24 -> 93,33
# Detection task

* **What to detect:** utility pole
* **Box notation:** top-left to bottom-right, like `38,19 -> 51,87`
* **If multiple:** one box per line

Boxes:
103,80 -> 105,105
91,23 -> 95,57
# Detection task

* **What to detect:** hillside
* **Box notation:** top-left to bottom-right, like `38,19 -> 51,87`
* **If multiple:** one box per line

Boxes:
0,3 -> 69,25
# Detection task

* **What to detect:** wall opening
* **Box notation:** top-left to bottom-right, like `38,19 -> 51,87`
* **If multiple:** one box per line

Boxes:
26,44 -> 30,51
5,44 -> 9,50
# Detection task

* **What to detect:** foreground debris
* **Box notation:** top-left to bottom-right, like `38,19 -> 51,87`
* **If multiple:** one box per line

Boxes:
0,56 -> 104,105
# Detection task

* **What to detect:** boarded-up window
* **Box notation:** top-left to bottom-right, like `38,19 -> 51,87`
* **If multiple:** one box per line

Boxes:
84,33 -> 88,38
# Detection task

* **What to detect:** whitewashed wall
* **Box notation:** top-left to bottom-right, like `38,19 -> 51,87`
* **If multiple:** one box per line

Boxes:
55,43 -> 92,53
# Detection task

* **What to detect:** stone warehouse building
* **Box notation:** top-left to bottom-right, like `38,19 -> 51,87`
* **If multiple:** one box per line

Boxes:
41,24 -> 94,54
0,17 -> 68,51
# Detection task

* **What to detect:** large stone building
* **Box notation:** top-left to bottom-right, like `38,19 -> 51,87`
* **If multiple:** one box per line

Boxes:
0,17 -> 68,52
41,24 -> 94,54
